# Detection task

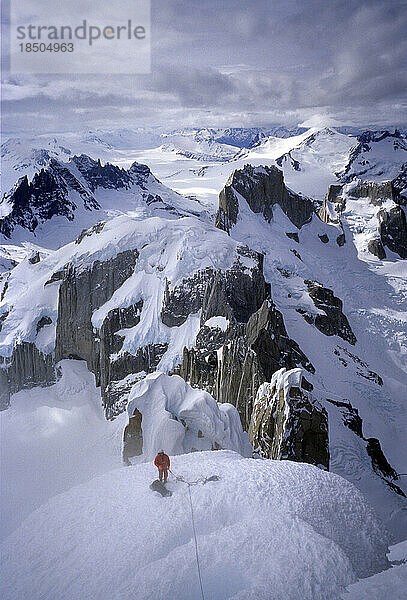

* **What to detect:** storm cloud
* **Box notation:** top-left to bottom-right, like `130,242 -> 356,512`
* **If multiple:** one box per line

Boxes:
3,0 -> 407,133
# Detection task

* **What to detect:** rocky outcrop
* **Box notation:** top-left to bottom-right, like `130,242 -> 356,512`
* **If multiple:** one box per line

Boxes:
349,180 -> 394,204
201,255 -> 270,325
6,342 -> 56,395
340,130 -> 407,183
325,396 -> 405,497
320,180 -> 407,259
99,302 -> 144,410
55,249 -> 139,410
178,296 -> 314,430
392,162 -> 407,198
297,281 -> 356,345
0,162 -> 98,238
368,238 -> 386,259
0,367 -> 10,410
249,367 -> 329,469
0,154 -> 160,240
318,234 -> 329,244
161,269 -> 213,327
378,206 -> 407,258
215,164 -> 314,233
246,300 -> 315,380
123,409 -> 143,465
319,184 -> 343,224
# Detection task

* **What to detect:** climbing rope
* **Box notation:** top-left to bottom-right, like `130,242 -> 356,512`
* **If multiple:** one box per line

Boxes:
187,484 -> 205,600
168,470 -> 219,600
169,470 -> 219,486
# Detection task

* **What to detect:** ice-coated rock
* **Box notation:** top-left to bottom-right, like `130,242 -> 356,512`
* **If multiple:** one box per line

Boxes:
249,367 -> 329,469
215,164 -> 314,233
297,280 -> 357,345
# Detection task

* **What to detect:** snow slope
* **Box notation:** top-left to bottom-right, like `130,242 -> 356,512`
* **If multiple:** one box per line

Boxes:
0,360 -> 126,540
339,130 -> 407,184
266,128 -> 358,200
0,450 -> 390,600
341,539 -> 407,599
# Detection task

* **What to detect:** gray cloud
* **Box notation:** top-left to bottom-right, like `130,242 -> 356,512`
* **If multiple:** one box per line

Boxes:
3,0 -> 407,133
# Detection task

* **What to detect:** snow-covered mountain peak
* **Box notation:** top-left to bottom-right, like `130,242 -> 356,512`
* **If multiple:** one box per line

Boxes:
339,129 -> 407,185
0,151 -> 208,248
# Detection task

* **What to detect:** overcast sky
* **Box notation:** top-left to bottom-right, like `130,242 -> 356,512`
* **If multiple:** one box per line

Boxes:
2,0 -> 407,134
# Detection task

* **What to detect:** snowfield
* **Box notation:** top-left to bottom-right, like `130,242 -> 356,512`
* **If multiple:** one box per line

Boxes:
0,450 -> 391,600
340,539 -> 407,600
0,360 -> 126,540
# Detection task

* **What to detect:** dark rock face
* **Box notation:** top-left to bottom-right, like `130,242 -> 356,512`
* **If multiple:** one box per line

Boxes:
350,180 -> 395,205
161,269 -> 213,327
36,316 -> 52,334
173,251 -> 272,428
378,206 -> 407,258
201,261 -> 270,325
325,397 -> 364,438
320,180 -> 407,259
123,409 -> 143,465
162,247 -> 268,330
336,233 -> 346,247
104,373 -> 146,419
53,244 -> 166,416
177,296 -> 314,431
325,396 -> 405,496
107,344 -> 168,398
0,154 -> 156,240
286,232 -> 300,243
246,300 -> 315,380
0,367 -> 10,410
55,249 -> 139,410
7,342 -> 57,395
99,302 -> 144,405
0,162 -> 99,238
297,281 -> 356,345
249,373 -> 329,469
71,155 -> 151,192
215,164 -> 314,233
319,184 -> 343,224
0,310 -> 9,332
392,162 -> 407,198
366,438 -> 399,481
216,338 -> 261,428
368,238 -> 386,259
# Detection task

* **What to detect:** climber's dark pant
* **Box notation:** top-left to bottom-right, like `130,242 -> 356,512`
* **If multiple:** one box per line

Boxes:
159,469 -> 168,483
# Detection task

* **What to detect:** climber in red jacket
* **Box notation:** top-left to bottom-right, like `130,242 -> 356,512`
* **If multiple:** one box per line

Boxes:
154,450 -> 170,483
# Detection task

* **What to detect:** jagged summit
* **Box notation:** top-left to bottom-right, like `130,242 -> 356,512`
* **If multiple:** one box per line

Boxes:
0,153 -> 206,248
215,164 -> 314,233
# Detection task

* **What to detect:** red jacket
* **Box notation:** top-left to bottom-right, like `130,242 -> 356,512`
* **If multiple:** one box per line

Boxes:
154,453 -> 170,470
